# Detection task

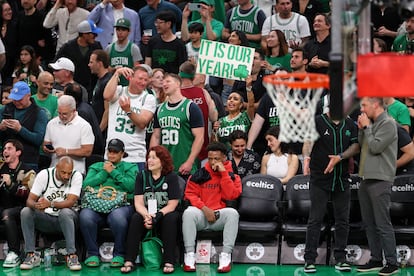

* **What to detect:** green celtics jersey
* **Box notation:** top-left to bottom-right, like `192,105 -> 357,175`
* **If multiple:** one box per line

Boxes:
157,98 -> 197,174
230,6 -> 261,49
217,111 -> 251,149
109,41 -> 134,86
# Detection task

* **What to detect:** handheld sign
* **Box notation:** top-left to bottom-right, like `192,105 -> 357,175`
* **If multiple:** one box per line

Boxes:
196,39 -> 255,81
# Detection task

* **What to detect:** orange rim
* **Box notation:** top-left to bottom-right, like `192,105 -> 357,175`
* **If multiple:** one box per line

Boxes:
263,73 -> 330,89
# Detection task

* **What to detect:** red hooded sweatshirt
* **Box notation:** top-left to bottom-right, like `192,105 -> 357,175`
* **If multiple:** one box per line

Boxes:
184,160 -> 242,210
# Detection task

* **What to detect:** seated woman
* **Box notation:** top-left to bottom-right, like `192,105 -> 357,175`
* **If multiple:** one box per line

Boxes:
212,88 -> 255,150
121,145 -> 180,274
261,126 -> 299,185
80,139 -> 138,268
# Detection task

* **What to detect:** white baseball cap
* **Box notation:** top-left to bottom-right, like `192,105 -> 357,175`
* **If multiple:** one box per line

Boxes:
49,57 -> 75,72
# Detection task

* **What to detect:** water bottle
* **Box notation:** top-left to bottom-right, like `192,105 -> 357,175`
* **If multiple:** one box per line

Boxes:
43,248 -> 53,271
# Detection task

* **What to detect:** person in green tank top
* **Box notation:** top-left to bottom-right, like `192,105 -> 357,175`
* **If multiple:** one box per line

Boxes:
212,85 -> 255,150
150,73 -> 204,177
263,30 -> 292,71
106,18 -> 143,86
222,0 -> 267,49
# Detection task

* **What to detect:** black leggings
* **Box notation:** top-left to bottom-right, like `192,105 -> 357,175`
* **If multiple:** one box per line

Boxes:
124,211 -> 179,265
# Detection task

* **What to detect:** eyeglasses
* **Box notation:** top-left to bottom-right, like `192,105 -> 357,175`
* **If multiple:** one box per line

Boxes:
154,20 -> 166,26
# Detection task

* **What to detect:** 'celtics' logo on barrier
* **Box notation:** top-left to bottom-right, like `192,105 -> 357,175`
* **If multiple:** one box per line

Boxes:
246,243 -> 265,261
345,245 -> 362,262
293,244 -> 306,261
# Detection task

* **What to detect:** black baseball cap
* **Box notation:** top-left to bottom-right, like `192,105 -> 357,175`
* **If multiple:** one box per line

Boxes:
107,139 -> 128,157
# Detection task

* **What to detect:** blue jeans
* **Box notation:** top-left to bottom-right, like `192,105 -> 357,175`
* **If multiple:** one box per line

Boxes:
20,207 -> 79,254
80,205 -> 133,257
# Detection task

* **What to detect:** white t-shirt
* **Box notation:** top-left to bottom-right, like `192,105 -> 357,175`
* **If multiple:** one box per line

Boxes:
30,168 -> 83,216
44,113 -> 95,174
261,12 -> 311,46
106,86 -> 156,163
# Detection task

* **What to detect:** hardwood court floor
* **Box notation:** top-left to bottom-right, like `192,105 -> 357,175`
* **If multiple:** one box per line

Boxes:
1,262 -> 412,276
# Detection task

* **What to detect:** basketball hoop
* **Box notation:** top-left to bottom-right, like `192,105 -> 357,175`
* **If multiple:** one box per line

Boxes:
263,73 -> 329,143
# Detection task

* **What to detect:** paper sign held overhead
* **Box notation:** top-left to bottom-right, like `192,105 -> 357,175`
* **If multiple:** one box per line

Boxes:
196,39 -> 255,81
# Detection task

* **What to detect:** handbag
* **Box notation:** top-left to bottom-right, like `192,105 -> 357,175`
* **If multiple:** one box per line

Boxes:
141,230 -> 163,270
81,185 -> 128,213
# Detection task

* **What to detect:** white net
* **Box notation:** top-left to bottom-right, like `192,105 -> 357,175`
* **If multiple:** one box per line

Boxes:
264,74 -> 328,143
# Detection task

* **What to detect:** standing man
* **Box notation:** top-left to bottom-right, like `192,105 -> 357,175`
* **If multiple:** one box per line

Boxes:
88,0 -> 141,49
0,82 -> 48,171
302,112 -> 359,273
303,13 -> 331,74
56,20 -> 103,99
150,73 -> 204,177
43,0 -> 90,53
88,49 -> 112,134
180,61 -> 218,165
261,0 -> 310,50
43,95 -> 95,174
145,10 -> 187,74
32,71 -> 58,120
181,0 -> 224,42
222,0 -> 266,49
17,0 -> 53,65
356,97 -> 399,275
182,141 -> 242,273
20,156 -> 83,271
106,18 -> 143,86
138,0 -> 182,57
103,66 -> 156,170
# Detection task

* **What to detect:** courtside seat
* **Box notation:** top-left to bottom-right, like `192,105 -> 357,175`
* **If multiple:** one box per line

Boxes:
281,174 -> 327,245
390,174 -> 414,242
346,174 -> 366,244
237,174 -> 283,242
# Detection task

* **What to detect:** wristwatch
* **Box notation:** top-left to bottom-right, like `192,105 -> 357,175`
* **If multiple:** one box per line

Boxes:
50,201 -> 55,208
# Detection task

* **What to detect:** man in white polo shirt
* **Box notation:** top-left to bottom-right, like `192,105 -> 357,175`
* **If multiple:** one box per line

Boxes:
43,95 -> 94,174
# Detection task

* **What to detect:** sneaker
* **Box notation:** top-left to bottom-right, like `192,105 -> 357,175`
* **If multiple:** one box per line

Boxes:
356,260 -> 383,272
335,262 -> 351,272
66,254 -> 82,271
183,252 -> 196,272
3,251 -> 20,268
304,263 -> 316,273
217,252 -> 231,273
20,252 -> 41,270
379,264 -> 399,276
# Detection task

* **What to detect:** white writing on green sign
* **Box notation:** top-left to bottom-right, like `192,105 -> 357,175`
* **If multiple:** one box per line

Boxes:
196,39 -> 255,80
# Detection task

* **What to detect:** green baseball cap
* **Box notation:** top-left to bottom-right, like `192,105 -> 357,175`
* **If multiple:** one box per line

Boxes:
196,0 -> 214,6
114,18 -> 131,29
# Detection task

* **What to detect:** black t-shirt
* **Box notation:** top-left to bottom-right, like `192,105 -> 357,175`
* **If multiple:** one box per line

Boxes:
92,72 -> 113,122
147,35 -> 188,74
0,162 -> 32,209
135,171 -> 181,210
397,125 -> 414,175
303,35 -> 331,74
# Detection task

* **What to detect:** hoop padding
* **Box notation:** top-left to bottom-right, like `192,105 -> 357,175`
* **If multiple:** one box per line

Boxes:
263,73 -> 329,143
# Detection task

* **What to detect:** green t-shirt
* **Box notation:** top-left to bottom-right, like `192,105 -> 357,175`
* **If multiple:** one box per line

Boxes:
32,94 -> 58,120
387,99 -> 411,127
392,34 -> 414,54
189,18 -> 224,41
266,53 -> 292,71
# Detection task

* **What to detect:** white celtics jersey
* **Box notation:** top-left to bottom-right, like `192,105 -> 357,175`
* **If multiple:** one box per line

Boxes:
107,86 -> 156,163
262,12 -> 311,46
30,168 -> 83,216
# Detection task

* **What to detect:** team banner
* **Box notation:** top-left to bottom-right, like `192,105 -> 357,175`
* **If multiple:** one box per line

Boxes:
196,39 -> 255,81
